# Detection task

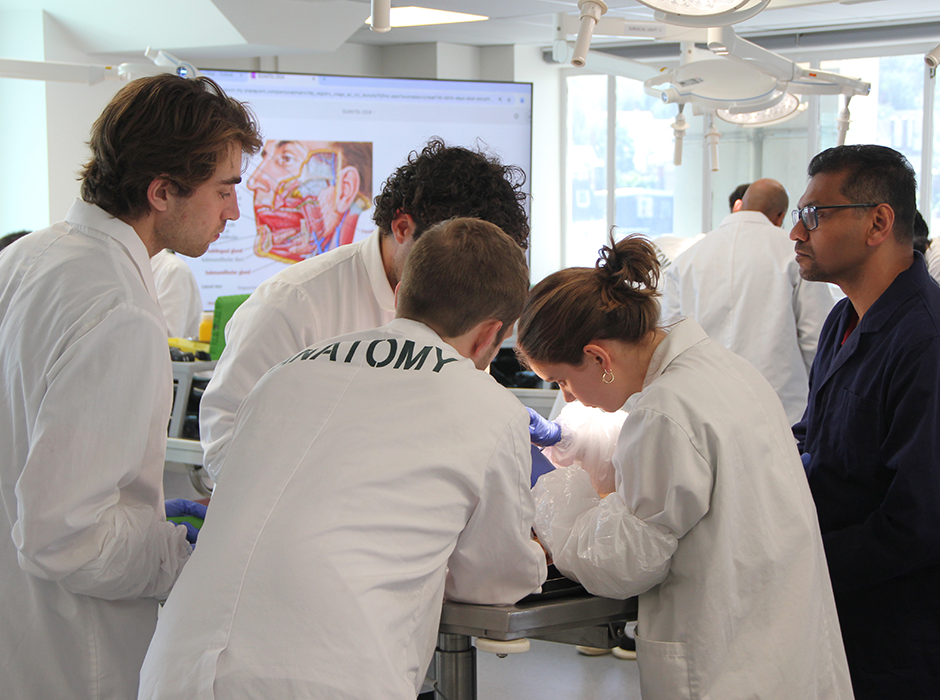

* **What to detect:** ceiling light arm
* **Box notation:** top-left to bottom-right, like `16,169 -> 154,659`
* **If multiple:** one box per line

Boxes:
0,49 -> 198,85
552,11 -> 706,67
0,58 -> 117,85
143,48 -> 199,79
707,26 -> 798,82
707,26 -> 871,98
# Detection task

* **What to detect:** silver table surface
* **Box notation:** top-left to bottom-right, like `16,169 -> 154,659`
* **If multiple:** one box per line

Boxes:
440,589 -> 637,641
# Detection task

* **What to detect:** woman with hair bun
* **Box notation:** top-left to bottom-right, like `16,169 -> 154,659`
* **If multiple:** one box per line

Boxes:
517,234 -> 852,700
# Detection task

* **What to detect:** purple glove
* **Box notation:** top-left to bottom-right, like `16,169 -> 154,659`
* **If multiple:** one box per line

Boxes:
800,452 -> 812,469
165,499 -> 208,545
527,407 -> 563,447
530,444 -> 556,488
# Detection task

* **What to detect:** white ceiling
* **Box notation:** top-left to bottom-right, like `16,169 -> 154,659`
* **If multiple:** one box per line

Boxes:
0,0 -> 938,61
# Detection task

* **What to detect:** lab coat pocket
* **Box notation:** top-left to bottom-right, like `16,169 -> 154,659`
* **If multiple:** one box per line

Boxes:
635,632 -> 697,700
827,388 -> 881,479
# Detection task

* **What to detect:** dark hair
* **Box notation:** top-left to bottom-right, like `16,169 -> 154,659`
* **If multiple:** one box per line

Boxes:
913,210 -> 930,254
80,74 -> 262,220
372,137 -> 530,249
0,230 -> 30,253
807,145 -> 917,243
517,233 -> 661,367
396,217 -> 529,338
729,183 -> 750,212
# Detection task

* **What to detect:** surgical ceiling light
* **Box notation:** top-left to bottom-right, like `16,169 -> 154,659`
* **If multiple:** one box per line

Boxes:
553,4 -> 870,169
366,6 -> 488,30
634,0 -> 770,27
645,55 -> 783,113
716,92 -> 808,127
636,0 -> 749,15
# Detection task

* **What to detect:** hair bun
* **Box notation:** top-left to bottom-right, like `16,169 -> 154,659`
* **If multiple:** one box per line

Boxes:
595,233 -> 660,307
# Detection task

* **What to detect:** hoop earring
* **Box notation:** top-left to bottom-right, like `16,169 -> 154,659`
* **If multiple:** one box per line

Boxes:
602,368 -> 615,384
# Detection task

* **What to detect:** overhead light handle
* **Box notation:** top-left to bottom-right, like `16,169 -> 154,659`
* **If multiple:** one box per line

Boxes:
836,94 -> 853,146
672,105 -> 688,166
705,114 -> 721,172
371,0 -> 391,33
571,0 -> 608,68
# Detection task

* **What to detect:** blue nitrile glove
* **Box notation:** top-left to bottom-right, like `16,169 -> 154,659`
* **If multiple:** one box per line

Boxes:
800,452 -> 812,469
530,444 -> 556,488
527,407 -> 563,447
165,498 -> 208,545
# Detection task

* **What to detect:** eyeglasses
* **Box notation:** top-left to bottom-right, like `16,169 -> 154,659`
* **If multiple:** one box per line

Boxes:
791,204 -> 879,231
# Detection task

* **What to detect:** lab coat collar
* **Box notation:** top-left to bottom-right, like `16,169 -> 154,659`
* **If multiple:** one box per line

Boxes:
623,318 -> 708,411
361,227 -> 396,314
718,210 -> 773,228
854,251 -> 930,335
65,199 -> 159,303
818,252 -> 929,387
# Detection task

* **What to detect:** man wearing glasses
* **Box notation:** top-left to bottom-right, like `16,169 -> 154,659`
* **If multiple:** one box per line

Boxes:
791,144 -> 940,699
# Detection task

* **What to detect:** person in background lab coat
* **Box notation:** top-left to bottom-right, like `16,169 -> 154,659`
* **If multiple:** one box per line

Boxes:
151,248 -> 203,338
728,181 -> 750,213
138,218 -> 547,700
915,209 -> 940,284
0,229 -> 30,253
0,74 -> 261,700
517,234 -> 852,700
661,178 -> 835,424
199,137 -> 530,482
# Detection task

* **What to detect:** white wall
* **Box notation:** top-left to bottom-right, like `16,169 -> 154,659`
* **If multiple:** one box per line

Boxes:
42,13 -> 138,228
510,45 -> 563,284
0,10 -> 50,234
2,35 -> 563,280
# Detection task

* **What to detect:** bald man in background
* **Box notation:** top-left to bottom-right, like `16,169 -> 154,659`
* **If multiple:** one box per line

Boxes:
661,178 -> 836,423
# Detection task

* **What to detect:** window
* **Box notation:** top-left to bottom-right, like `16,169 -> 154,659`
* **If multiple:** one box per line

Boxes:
565,51 -> 938,249
566,74 -> 608,267
614,77 -> 678,239
565,74 -> 681,267
820,55 -> 924,172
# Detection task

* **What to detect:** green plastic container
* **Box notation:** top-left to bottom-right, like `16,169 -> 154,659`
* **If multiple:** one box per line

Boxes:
167,515 -> 204,530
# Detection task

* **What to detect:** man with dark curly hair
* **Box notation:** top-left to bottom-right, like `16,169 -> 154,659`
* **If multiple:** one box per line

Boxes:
200,138 -> 530,481
0,73 -> 261,700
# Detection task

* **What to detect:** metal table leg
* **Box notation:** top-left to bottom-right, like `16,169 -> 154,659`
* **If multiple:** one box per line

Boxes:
432,632 -> 477,700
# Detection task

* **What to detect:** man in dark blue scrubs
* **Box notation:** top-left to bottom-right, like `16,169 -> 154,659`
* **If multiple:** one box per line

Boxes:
791,144 -> 940,699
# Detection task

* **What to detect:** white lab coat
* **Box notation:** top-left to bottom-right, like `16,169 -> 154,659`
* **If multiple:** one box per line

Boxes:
139,319 -> 547,700
199,227 -> 395,481
151,248 -> 203,338
533,319 -> 852,700
0,200 -> 192,700
660,211 -> 835,424
925,242 -> 940,285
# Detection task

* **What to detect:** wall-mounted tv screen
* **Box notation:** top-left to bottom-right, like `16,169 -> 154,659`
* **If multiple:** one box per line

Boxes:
188,69 -> 533,311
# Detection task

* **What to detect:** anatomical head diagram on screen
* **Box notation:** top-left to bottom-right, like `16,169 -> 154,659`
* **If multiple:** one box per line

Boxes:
248,140 -> 373,263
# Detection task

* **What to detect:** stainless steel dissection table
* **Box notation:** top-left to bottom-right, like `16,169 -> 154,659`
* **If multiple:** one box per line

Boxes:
430,592 -> 638,700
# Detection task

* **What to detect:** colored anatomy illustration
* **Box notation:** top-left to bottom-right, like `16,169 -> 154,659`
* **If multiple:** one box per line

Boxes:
248,140 -> 373,263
